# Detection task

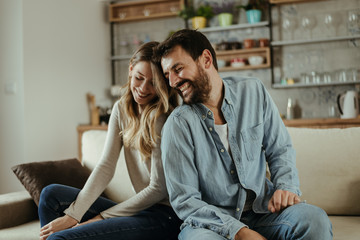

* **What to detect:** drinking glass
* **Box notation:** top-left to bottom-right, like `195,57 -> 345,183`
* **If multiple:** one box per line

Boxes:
282,16 -> 298,40
301,15 -> 317,39
324,12 -> 342,36
348,10 -> 360,35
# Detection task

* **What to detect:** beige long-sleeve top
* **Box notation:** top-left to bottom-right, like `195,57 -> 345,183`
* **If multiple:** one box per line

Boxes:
64,100 -> 169,221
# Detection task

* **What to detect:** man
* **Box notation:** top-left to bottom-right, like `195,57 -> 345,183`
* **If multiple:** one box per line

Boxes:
155,29 -> 332,240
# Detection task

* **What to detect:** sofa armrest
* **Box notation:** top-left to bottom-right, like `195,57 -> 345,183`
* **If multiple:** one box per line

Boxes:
0,191 -> 38,229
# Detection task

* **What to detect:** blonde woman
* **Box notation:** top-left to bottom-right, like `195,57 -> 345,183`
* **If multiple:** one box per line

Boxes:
38,41 -> 180,240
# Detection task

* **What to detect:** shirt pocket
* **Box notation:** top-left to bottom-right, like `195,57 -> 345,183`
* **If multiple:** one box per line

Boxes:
241,123 -> 264,161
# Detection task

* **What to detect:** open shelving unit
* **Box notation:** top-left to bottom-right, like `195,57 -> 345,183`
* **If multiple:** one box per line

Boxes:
268,0 -> 360,88
109,0 -> 184,23
216,48 -> 271,72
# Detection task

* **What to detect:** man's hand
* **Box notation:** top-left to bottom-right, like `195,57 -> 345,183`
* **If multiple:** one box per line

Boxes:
235,228 -> 267,240
73,215 -> 104,228
40,215 -> 77,240
268,189 -> 301,213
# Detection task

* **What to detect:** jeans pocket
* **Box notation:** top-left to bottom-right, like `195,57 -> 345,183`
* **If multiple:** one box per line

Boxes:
241,123 -> 264,161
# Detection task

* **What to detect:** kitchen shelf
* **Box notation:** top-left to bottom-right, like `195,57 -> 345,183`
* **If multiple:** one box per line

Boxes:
109,0 -> 183,23
272,35 -> 360,46
273,80 -> 360,89
200,21 -> 269,33
283,117 -> 360,129
216,47 -> 271,72
270,0 -> 325,4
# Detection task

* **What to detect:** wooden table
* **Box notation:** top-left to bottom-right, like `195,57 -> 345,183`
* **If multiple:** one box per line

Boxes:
77,125 -> 108,161
283,117 -> 360,129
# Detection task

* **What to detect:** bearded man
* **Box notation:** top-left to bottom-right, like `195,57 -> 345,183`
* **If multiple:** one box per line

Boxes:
154,29 -> 332,240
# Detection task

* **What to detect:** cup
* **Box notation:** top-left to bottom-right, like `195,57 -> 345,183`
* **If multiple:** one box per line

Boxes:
322,72 -> 332,83
336,69 -> 347,82
346,68 -> 358,82
300,73 -> 311,84
259,38 -> 269,47
243,39 -> 255,49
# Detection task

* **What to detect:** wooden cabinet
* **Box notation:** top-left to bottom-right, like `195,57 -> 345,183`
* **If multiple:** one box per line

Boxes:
200,21 -> 271,72
109,0 -> 184,23
216,47 -> 270,72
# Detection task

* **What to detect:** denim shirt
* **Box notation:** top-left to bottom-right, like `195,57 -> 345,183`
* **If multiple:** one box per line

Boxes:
161,77 -> 301,240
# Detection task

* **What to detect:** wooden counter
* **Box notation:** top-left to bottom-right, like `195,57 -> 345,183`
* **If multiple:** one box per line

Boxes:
77,125 -> 108,161
283,117 -> 360,129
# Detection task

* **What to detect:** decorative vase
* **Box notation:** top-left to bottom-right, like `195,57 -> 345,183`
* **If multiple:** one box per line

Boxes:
192,16 -> 207,29
246,9 -> 262,24
218,13 -> 233,27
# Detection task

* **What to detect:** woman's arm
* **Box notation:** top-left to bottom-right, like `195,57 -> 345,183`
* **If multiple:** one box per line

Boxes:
100,115 -> 168,218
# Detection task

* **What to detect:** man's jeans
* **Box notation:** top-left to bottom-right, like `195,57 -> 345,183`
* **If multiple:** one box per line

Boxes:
180,203 -> 333,240
38,184 -> 181,240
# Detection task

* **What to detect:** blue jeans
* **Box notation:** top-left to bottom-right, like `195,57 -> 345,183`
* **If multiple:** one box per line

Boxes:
38,184 -> 182,240
179,203 -> 332,240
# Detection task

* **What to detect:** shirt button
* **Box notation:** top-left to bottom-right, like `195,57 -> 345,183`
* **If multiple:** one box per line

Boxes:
230,170 -> 235,174
209,127 -> 213,131
208,111 -> 212,115
226,235 -> 230,239
236,208 -> 240,212
202,115 -> 206,119
221,149 -> 225,152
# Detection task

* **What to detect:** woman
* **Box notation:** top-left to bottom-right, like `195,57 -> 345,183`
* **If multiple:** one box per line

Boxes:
38,41 -> 180,240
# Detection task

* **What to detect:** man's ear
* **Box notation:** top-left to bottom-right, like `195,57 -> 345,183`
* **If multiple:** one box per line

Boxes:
201,49 -> 213,69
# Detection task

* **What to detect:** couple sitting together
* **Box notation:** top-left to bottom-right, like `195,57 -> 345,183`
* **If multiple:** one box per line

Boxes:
38,29 -> 332,240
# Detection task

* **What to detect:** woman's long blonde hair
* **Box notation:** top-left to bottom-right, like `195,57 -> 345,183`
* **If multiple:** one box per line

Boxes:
119,41 -> 178,160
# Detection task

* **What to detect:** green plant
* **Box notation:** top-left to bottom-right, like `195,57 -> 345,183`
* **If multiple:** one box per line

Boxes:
196,5 -> 214,19
237,0 -> 268,11
178,5 -> 195,20
178,4 -> 214,20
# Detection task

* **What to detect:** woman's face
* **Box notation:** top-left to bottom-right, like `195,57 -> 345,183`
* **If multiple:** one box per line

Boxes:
129,61 -> 157,112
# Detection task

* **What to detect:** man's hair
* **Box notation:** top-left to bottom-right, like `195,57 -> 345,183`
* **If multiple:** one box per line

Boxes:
154,29 -> 218,70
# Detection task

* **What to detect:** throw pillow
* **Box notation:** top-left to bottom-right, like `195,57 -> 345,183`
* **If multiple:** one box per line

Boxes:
12,158 -> 91,206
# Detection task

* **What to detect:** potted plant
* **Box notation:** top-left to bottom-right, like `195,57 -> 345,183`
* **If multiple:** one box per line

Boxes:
211,0 -> 235,27
237,0 -> 268,24
178,4 -> 214,29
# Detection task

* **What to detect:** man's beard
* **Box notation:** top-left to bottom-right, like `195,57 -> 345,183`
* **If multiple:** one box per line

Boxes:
179,64 -> 211,104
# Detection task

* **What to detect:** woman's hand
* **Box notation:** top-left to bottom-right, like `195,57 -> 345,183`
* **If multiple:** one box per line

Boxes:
40,215 -> 77,240
73,215 -> 104,228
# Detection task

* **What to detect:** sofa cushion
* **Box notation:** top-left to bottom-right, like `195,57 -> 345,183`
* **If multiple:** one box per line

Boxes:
81,130 -> 135,203
287,127 -> 360,215
0,220 -> 39,240
12,159 -> 91,205
329,216 -> 360,240
0,191 -> 37,229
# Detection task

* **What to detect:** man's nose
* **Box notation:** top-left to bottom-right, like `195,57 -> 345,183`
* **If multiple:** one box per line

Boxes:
169,72 -> 179,88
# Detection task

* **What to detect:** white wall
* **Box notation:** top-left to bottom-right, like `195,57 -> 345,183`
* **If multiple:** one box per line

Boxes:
0,0 -> 25,194
0,0 -> 112,194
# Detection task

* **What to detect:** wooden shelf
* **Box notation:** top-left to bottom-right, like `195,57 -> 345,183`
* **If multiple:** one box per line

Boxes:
270,0 -> 325,4
283,117 -> 360,129
273,80 -> 360,89
109,0 -> 184,23
272,35 -> 360,46
200,21 -> 269,33
216,47 -> 271,72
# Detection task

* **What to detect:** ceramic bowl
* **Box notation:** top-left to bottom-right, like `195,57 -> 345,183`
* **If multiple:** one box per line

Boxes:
248,56 -> 264,66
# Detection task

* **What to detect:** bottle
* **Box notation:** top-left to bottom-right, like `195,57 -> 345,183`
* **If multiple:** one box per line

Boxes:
286,98 -> 294,120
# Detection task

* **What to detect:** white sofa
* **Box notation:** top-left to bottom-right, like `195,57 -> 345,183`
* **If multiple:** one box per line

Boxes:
1,127 -> 360,240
